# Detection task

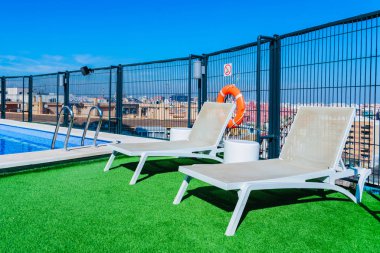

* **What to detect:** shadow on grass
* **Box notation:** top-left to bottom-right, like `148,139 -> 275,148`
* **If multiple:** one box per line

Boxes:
360,193 -> 380,222
369,192 -> 380,201
183,186 -> 355,230
186,187 -> 346,212
113,157 -> 219,183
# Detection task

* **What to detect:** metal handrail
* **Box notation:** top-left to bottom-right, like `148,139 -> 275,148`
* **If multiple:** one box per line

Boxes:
81,106 -> 103,147
51,105 -> 74,150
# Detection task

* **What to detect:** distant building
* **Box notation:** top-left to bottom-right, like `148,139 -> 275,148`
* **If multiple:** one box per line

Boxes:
6,87 -> 29,102
170,94 -> 187,102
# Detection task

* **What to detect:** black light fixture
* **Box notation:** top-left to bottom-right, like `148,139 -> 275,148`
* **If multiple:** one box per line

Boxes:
80,66 -> 94,76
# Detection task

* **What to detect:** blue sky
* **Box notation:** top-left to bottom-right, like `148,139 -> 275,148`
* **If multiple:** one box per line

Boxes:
0,0 -> 379,75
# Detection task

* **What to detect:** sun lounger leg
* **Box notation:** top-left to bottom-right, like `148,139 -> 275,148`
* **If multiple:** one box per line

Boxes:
355,168 -> 372,203
104,151 -> 117,172
225,187 -> 250,236
129,153 -> 148,185
173,176 -> 192,205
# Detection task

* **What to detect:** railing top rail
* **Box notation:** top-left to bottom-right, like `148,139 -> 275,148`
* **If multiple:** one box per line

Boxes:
204,41 -> 259,57
121,56 -> 193,68
67,66 -> 115,74
2,75 -> 28,79
279,10 -> 380,39
31,73 -> 60,78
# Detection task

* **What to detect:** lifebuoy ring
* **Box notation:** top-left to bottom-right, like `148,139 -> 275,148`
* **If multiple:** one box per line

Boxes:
216,84 -> 245,128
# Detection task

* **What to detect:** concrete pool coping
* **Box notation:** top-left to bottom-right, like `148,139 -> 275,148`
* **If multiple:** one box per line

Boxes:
0,119 -> 165,171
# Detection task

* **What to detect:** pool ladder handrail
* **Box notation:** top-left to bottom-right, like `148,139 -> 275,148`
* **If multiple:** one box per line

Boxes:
51,106 -> 74,150
81,106 -> 103,147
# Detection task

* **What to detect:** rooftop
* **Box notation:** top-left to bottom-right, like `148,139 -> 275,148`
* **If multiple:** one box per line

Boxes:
1,10 -> 380,251
1,156 -> 379,252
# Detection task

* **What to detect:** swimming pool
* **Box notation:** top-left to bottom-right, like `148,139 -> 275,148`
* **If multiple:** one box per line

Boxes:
0,124 -> 110,155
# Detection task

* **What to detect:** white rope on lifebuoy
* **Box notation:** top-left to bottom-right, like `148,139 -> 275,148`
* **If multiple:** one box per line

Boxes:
235,93 -> 242,100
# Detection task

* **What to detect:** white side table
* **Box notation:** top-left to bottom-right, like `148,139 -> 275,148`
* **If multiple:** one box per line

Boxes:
170,127 -> 192,141
224,139 -> 260,164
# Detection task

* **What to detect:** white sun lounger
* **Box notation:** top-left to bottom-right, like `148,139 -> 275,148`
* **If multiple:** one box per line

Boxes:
104,102 -> 235,185
173,107 -> 372,236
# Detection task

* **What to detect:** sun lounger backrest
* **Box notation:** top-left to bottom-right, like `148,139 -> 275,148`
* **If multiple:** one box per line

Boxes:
188,102 -> 235,146
280,107 -> 355,170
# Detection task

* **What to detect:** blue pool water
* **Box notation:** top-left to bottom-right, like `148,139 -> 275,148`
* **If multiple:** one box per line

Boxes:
0,124 -> 110,155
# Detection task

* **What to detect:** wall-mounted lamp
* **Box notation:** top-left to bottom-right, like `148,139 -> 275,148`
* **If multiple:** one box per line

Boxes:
193,60 -> 204,79
59,74 -> 65,86
80,66 -> 94,76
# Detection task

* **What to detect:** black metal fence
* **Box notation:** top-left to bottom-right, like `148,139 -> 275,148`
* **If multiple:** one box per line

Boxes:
121,58 -> 199,138
31,73 -> 62,124
279,12 -> 380,186
1,11 -> 380,186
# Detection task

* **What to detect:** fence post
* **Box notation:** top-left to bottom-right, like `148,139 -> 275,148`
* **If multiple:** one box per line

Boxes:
201,55 -> 208,106
256,37 -> 262,144
116,64 -> 123,134
268,35 -> 281,158
64,72 -> 70,106
56,73 -> 61,123
28,76 -> 33,122
22,77 -> 25,122
63,71 -> 70,126
108,67 -> 113,133
1,77 -> 5,119
187,55 -> 192,127
197,74 -> 202,113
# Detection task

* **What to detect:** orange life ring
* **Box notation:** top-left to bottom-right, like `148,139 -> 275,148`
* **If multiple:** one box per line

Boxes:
216,84 -> 245,128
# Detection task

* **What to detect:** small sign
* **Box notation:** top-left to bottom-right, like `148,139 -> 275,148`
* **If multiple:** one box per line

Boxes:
224,63 -> 232,77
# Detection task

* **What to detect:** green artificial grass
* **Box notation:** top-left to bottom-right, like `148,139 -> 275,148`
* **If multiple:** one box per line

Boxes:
1,156 -> 379,252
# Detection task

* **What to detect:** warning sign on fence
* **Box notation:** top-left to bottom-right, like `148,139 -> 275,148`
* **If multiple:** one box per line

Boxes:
224,63 -> 232,77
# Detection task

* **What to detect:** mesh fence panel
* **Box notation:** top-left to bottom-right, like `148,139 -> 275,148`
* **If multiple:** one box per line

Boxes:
280,16 -> 380,185
4,77 -> 28,121
206,43 -> 271,158
69,68 -> 116,132
31,74 -> 62,125
122,59 -> 192,139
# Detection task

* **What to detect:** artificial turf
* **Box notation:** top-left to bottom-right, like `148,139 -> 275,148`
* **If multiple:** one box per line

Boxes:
0,156 -> 379,252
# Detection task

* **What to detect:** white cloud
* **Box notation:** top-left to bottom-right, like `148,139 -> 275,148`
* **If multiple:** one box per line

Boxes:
42,54 -> 64,62
0,53 -> 133,76
0,55 -> 18,61
0,54 -> 111,76
0,55 -> 76,75
73,54 -> 108,65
